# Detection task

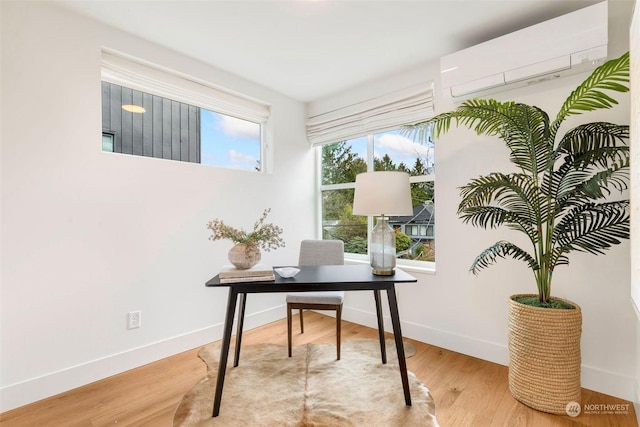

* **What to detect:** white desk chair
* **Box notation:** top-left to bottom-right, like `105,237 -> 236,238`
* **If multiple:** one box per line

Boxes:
286,240 -> 345,360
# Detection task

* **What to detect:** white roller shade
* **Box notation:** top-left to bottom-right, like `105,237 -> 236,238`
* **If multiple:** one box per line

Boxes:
306,83 -> 434,146
101,49 -> 271,124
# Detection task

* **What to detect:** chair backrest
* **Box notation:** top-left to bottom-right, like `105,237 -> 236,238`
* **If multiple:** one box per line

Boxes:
298,240 -> 344,266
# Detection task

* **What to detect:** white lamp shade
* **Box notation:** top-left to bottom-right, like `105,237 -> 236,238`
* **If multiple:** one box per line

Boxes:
352,171 -> 413,216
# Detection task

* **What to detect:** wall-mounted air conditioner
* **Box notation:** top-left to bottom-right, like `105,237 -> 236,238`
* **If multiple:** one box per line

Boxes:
440,1 -> 608,101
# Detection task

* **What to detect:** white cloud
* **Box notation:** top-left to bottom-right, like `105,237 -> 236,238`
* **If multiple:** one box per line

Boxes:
219,115 -> 260,140
374,133 -> 431,158
228,149 -> 257,166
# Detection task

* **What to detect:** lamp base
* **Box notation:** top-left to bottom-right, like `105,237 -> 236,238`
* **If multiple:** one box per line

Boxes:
372,267 -> 395,276
370,217 -> 397,276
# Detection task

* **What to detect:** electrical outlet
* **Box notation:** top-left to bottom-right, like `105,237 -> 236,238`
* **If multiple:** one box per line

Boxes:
127,311 -> 141,329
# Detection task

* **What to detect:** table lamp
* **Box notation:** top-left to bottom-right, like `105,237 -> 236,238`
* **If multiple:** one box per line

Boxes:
352,171 -> 413,275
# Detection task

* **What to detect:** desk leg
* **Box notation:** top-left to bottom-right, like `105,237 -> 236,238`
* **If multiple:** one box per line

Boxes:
373,289 -> 387,364
212,288 -> 238,417
233,293 -> 246,367
387,285 -> 411,406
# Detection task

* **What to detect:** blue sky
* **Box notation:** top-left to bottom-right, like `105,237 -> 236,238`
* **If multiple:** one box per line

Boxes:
200,109 -> 261,171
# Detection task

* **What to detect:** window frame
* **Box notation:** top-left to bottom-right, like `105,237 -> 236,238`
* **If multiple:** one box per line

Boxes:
318,133 -> 436,273
100,49 -> 272,173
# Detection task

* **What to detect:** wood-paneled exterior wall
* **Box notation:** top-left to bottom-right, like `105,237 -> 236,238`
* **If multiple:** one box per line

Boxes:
101,82 -> 201,163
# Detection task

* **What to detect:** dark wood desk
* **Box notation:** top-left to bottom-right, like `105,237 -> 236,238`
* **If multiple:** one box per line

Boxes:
205,264 -> 417,417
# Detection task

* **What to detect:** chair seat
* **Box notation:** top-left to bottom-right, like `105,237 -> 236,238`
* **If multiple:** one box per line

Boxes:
286,291 -> 345,305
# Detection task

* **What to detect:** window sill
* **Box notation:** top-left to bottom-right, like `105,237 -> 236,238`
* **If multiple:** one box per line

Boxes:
344,254 -> 436,275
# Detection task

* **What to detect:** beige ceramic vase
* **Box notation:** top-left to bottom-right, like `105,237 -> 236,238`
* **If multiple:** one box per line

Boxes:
228,243 -> 261,269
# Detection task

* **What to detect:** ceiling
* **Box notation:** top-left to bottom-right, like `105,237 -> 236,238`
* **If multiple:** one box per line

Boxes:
56,0 -> 630,103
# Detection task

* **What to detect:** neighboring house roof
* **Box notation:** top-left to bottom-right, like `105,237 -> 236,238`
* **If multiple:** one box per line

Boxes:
389,203 -> 435,225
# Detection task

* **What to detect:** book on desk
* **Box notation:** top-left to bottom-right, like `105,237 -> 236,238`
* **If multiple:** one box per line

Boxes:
218,264 -> 275,283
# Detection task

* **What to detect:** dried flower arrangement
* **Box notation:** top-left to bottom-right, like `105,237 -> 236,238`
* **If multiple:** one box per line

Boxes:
206,208 -> 285,252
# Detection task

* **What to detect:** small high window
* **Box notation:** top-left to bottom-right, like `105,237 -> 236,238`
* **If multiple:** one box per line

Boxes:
100,50 -> 271,172
101,82 -> 262,171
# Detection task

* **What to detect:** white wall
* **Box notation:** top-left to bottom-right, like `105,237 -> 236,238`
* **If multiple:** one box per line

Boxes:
0,1 -> 314,411
309,1 -> 638,403
629,0 -> 640,419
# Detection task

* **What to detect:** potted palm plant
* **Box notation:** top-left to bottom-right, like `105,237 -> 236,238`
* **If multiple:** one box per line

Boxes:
403,52 -> 630,414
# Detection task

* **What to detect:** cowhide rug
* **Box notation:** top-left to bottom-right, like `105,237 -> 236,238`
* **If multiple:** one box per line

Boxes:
173,339 -> 439,426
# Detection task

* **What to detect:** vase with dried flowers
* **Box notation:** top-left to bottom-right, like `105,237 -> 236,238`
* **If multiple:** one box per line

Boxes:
206,208 -> 285,269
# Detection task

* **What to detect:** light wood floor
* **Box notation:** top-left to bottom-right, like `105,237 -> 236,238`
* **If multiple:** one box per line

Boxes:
1,312 -> 637,426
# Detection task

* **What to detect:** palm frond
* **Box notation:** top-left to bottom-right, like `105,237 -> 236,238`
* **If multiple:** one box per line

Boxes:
579,161 -> 630,198
458,173 -> 539,225
543,122 -> 629,208
549,249 -> 570,268
552,201 -> 630,255
455,100 -> 552,174
460,206 -> 538,242
404,100 -> 553,175
554,169 -> 594,202
502,103 -> 551,175
454,99 -> 515,136
470,241 -> 538,275
401,111 -> 457,142
556,122 -> 629,168
555,52 -> 630,123
549,155 -> 629,206
400,120 -> 436,143
539,164 -> 588,220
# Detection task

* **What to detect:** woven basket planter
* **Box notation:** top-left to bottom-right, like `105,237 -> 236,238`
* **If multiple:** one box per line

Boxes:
508,294 -> 582,415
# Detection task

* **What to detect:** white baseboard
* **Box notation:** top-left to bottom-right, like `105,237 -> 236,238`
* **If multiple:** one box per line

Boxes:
581,364 -> 638,403
0,305 -> 284,413
341,306 -> 638,403
635,379 -> 640,425
341,306 -> 509,366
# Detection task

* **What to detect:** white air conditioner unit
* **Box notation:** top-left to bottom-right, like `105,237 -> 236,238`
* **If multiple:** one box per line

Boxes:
440,1 -> 608,101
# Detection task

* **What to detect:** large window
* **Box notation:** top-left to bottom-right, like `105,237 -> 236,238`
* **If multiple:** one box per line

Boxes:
320,128 -> 435,264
